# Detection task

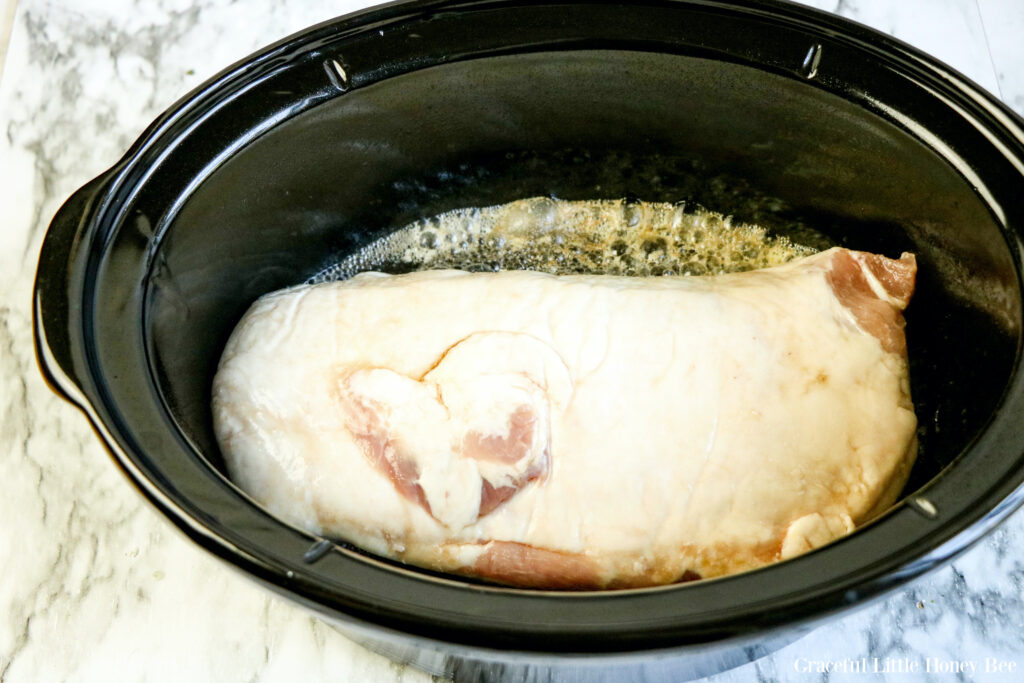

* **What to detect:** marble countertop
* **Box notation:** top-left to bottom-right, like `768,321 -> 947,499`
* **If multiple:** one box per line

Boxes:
2,1 -> 1023,681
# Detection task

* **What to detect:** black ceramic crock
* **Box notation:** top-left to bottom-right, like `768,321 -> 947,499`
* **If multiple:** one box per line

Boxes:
33,0 -> 1024,679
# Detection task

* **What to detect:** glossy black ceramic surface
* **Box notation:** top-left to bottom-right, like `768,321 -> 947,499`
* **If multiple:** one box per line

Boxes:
33,0 -> 1024,671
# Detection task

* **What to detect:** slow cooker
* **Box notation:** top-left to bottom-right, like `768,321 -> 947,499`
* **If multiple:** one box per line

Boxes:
33,0 -> 1024,679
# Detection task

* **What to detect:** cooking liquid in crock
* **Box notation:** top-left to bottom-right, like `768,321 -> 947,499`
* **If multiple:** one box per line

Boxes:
308,197 -> 827,283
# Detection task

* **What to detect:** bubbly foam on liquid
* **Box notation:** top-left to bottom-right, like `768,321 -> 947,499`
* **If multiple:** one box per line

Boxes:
308,197 -> 822,283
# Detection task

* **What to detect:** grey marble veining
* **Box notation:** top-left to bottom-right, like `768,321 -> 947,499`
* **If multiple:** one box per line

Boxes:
1,1 -> 1023,681
978,0 -> 1024,113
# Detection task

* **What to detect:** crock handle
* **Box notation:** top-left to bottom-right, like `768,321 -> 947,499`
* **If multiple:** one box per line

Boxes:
32,172 -> 112,404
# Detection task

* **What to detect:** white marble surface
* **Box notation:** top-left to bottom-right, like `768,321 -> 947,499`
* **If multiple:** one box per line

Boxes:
1,0 -> 1023,681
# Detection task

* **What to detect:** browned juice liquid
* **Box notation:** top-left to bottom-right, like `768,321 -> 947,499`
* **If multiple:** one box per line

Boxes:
309,197 -> 822,283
